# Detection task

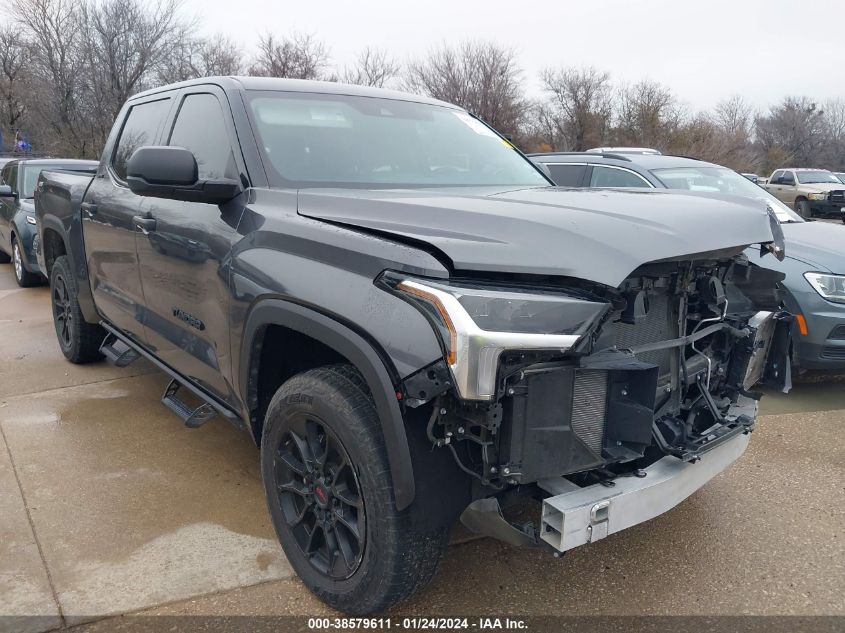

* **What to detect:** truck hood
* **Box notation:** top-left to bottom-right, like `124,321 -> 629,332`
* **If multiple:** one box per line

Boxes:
800,183 -> 845,193
780,221 -> 845,273
298,187 -> 777,287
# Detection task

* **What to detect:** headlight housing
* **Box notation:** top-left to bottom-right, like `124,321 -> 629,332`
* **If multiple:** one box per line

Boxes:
807,192 -> 827,201
382,273 -> 609,400
804,272 -> 845,304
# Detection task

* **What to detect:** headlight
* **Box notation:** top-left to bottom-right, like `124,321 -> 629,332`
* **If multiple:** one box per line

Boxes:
382,273 -> 609,400
804,272 -> 845,304
807,192 -> 827,201
26,215 -> 36,225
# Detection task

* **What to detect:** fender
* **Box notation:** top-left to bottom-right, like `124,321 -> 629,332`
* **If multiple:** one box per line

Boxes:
240,298 -> 415,511
38,212 -> 99,323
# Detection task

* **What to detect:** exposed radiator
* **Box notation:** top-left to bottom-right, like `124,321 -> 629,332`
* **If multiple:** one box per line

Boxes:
572,369 -> 608,454
615,293 -> 676,375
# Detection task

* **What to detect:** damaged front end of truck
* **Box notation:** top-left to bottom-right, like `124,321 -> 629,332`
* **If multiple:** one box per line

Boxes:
387,242 -> 792,554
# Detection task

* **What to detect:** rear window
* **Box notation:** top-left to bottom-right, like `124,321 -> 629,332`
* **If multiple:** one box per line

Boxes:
546,164 -> 586,187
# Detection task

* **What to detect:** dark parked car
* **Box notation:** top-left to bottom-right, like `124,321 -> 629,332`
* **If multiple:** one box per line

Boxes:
0,158 -> 98,286
530,151 -> 845,369
36,77 -> 789,613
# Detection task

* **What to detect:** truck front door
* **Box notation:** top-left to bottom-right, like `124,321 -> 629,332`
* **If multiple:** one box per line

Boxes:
135,89 -> 246,404
83,96 -> 172,340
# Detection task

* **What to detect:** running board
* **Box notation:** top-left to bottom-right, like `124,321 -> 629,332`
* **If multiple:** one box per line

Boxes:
99,333 -> 141,367
161,379 -> 217,428
98,322 -> 244,430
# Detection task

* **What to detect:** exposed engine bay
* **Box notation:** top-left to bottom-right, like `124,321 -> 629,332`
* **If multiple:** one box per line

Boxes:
399,251 -> 792,499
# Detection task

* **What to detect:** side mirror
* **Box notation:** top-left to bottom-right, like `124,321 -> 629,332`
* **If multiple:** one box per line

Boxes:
126,146 -> 240,205
0,184 -> 15,197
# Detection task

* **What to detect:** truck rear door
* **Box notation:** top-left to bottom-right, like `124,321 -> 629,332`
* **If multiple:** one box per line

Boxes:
134,88 -> 246,404
82,95 -> 172,341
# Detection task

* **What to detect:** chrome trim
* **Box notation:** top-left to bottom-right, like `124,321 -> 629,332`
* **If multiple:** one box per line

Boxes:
399,280 -> 581,400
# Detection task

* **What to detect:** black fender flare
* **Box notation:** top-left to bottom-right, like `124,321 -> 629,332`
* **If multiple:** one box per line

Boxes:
38,215 -> 99,322
240,298 -> 415,510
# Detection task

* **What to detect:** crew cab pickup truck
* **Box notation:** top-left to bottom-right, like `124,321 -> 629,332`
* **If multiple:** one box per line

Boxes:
35,77 -> 791,614
763,168 -> 845,220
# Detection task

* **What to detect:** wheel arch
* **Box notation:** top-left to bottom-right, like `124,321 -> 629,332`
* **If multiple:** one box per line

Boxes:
240,298 -> 415,510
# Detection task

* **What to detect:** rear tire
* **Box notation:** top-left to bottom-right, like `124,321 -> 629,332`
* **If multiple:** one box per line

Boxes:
260,364 -> 448,614
795,198 -> 812,219
49,255 -> 105,363
12,238 -> 41,288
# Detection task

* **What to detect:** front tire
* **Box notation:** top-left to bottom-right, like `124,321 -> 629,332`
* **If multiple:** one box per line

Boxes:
795,198 -> 812,219
261,364 -> 448,614
12,238 -> 41,288
49,255 -> 105,363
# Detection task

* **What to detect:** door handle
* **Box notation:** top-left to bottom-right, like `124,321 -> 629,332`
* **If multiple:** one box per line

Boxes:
81,202 -> 98,217
132,215 -> 157,234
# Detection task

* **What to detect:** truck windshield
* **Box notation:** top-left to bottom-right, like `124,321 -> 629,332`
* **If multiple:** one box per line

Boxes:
245,91 -> 549,188
651,166 -> 802,223
796,171 -> 840,184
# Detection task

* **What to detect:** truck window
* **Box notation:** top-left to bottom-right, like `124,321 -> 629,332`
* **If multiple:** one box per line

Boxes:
112,98 -> 171,181
1,164 -> 17,192
168,93 -> 237,181
589,165 -> 651,188
546,164 -> 586,187
770,170 -> 783,183
781,171 -> 795,185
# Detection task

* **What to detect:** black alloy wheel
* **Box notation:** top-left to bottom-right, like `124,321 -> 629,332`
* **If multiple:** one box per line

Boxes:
52,270 -> 74,349
273,414 -> 365,579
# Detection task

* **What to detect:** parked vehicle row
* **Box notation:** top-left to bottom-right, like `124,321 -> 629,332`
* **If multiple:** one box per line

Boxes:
529,151 -> 845,370
0,76 -> 832,615
0,158 -> 98,287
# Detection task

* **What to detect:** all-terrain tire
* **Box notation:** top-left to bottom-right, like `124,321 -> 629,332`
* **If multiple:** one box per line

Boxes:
261,364 -> 449,614
12,237 -> 41,288
49,255 -> 105,363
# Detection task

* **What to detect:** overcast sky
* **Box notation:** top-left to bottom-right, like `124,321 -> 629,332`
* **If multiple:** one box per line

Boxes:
184,0 -> 840,112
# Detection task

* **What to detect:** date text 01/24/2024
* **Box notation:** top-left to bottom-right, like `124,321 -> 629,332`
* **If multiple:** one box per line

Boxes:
307,617 -> 528,630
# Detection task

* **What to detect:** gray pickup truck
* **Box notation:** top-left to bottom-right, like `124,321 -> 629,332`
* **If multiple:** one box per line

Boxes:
35,77 -> 791,614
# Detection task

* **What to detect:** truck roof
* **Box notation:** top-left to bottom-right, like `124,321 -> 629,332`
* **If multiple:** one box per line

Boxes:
130,76 -> 459,110
774,167 -> 833,172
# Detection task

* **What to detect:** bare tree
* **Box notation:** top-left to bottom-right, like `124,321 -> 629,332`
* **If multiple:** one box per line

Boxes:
613,80 -> 684,150
404,41 -> 526,140
158,32 -> 243,84
79,0 -> 186,147
0,26 -> 31,150
755,96 -> 827,172
338,48 -> 399,88
538,66 -> 612,151
11,0 -> 86,154
248,32 -> 328,80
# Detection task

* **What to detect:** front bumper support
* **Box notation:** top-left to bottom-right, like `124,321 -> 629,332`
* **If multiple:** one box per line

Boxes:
538,431 -> 750,553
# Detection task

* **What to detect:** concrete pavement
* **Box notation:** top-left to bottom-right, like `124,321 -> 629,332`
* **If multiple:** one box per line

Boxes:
0,261 -> 842,632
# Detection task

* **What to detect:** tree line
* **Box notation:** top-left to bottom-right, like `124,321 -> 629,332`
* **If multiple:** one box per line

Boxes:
1,0 -> 843,175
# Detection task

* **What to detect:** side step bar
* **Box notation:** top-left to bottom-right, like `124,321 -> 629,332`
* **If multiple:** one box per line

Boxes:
537,432 -> 750,553
99,333 -> 141,367
161,379 -> 217,428
98,322 -> 244,430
